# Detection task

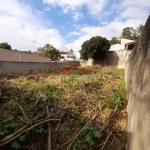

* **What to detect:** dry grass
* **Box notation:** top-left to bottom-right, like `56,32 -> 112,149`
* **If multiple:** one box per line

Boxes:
0,66 -> 127,150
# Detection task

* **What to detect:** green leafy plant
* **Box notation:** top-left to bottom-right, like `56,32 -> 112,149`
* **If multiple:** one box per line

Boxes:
84,125 -> 102,145
73,125 -> 102,150
39,84 -> 61,100
11,141 -> 21,150
0,115 -> 27,150
34,125 -> 45,134
11,135 -> 26,150
0,115 -> 17,139
78,116 -> 86,125
102,89 -> 123,109
112,68 -> 124,79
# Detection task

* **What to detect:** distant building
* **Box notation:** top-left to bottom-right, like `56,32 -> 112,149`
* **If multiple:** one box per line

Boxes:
109,38 -> 136,62
59,51 -> 68,61
109,38 -> 135,51
67,51 -> 76,61
105,38 -> 136,68
59,50 -> 76,61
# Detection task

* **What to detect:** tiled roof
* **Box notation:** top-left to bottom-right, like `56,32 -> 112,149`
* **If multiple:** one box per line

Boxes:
59,51 -> 68,54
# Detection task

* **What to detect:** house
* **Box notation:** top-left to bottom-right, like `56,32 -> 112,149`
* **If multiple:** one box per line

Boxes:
109,38 -> 135,51
59,51 -> 68,61
108,38 -> 136,61
106,38 -> 136,68
67,51 -> 76,61
59,50 -> 76,61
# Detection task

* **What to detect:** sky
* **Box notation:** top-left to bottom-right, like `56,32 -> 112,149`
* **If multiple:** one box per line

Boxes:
0,0 -> 150,58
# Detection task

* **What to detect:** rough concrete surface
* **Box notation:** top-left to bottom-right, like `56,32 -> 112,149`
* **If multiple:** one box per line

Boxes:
0,61 -> 80,74
126,15 -> 150,150
80,50 -> 127,68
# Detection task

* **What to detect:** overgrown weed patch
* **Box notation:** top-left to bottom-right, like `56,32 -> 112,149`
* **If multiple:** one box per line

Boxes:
0,67 -> 127,150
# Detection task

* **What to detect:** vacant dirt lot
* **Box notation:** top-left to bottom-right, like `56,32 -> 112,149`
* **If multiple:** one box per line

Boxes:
0,66 -> 127,150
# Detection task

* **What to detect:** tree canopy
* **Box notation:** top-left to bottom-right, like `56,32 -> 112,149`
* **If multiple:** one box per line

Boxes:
0,42 -> 12,50
109,37 -> 120,45
80,36 -> 110,60
121,24 -> 144,40
136,24 -> 144,35
37,43 -> 60,61
121,27 -> 137,40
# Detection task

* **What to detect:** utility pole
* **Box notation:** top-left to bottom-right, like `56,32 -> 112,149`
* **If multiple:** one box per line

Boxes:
33,40 -> 35,50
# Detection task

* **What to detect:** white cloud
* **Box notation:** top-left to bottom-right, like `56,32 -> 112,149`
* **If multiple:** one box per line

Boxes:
118,0 -> 150,20
120,0 -> 150,8
120,6 -> 149,20
42,0 -> 108,16
0,0 -> 66,51
0,0 -> 31,19
86,0 -> 108,16
44,6 -> 51,11
67,31 -> 81,37
66,0 -> 150,58
66,18 -> 145,58
101,21 -> 109,25
72,12 -> 84,22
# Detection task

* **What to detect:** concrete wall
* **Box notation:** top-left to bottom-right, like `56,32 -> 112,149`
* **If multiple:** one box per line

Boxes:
0,48 -> 51,62
109,43 -> 124,51
80,58 -> 94,66
80,60 -> 88,66
0,61 -> 80,74
80,50 -> 128,68
104,50 -> 127,68
126,15 -> 150,150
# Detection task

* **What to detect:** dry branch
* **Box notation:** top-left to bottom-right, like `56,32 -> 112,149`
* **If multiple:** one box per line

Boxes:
54,138 -> 74,150
0,118 -> 60,147
66,114 -> 98,150
46,104 -> 51,150
0,124 -> 28,143
23,119 -> 60,132
102,130 -> 113,149
16,103 -> 28,119
0,133 -> 21,147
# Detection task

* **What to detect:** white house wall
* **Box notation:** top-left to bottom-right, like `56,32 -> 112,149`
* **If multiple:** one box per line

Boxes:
61,54 -> 67,60
121,38 -> 134,45
109,44 -> 124,51
66,58 -> 74,61
109,38 -> 135,51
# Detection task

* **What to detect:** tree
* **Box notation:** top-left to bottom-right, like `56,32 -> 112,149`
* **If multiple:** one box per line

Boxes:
37,43 -> 60,61
109,37 -> 120,45
121,27 -> 137,40
136,24 -> 144,35
121,24 -> 144,40
80,36 -> 110,60
0,42 -> 12,50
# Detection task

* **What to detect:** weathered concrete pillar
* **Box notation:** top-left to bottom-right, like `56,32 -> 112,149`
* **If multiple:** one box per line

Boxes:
87,58 -> 94,66
126,15 -> 150,150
